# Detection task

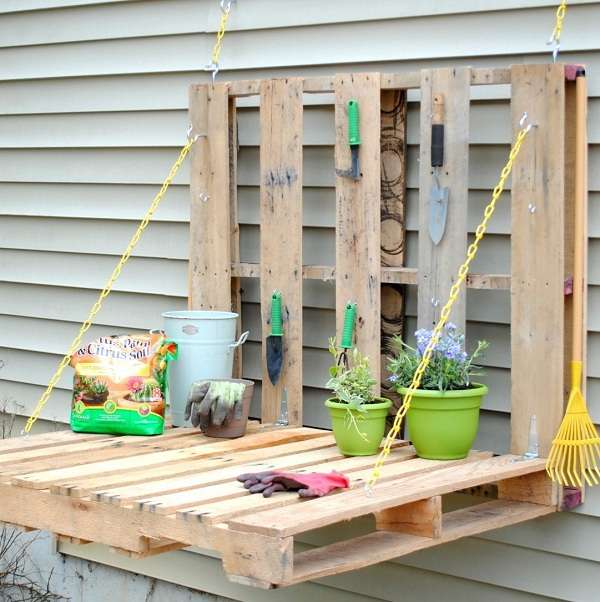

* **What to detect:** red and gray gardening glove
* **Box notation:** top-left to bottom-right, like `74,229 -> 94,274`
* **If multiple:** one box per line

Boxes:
236,470 -> 350,498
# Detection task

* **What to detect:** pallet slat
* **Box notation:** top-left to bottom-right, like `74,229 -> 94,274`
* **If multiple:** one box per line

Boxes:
11,428 -> 328,489
189,83 -> 232,311
510,64 -> 566,460
417,67 -> 470,330
285,500 -> 554,586
259,77 -> 303,425
227,455 -> 547,537
334,73 -> 381,383
52,435 -> 336,499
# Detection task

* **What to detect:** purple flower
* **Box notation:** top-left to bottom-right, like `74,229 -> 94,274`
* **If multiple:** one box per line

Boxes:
388,374 -> 399,383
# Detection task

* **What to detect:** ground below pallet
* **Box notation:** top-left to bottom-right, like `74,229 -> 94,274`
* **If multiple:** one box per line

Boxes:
0,425 -> 555,588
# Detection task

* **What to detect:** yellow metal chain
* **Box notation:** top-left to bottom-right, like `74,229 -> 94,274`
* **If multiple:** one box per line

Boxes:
207,0 -> 234,80
366,120 -> 533,490
548,1 -> 568,61
23,137 -> 198,433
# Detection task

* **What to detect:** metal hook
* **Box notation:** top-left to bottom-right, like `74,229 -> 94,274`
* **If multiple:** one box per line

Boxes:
547,36 -> 560,63
204,61 -> 220,83
519,112 -> 528,128
186,125 -> 207,144
220,0 -> 234,13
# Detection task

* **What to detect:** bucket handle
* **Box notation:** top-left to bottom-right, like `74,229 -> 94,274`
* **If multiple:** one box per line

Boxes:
229,331 -> 249,349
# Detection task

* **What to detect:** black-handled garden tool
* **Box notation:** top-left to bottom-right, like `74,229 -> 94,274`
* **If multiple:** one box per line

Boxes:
337,302 -> 357,369
335,100 -> 361,180
266,291 -> 284,385
429,93 -> 449,245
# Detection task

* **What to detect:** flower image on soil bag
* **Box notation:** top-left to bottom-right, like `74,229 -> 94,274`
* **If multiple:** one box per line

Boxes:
70,332 -> 177,435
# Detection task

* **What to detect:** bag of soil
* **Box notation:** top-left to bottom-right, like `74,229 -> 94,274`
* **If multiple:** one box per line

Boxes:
70,332 -> 177,435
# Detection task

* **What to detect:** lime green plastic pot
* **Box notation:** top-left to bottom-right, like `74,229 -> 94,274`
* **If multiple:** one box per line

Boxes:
399,384 -> 488,460
325,397 -> 392,456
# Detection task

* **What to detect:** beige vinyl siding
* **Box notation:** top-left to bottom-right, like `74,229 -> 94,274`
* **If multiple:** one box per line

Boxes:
1,1 -> 600,600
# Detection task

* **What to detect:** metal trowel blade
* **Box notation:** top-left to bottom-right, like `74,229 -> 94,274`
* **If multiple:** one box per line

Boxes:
429,186 -> 449,245
266,335 -> 283,385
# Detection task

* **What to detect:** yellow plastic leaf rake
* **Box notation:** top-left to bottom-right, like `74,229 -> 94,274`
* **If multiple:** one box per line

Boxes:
546,69 -> 600,488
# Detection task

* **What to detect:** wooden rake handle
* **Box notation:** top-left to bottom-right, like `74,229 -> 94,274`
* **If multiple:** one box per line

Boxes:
572,71 -> 588,363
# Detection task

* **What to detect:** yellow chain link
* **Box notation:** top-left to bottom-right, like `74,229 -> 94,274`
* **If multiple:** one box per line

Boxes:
366,121 -> 533,490
550,1 -> 568,45
23,138 -> 198,433
210,2 -> 233,69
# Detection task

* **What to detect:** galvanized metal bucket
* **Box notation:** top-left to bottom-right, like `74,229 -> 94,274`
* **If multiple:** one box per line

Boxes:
162,310 -> 249,427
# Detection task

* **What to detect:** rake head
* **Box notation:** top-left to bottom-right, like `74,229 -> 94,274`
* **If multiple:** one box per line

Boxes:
546,384 -> 600,487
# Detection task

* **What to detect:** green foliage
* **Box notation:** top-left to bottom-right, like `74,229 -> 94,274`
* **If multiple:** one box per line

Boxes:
326,338 -> 377,412
387,325 -> 489,392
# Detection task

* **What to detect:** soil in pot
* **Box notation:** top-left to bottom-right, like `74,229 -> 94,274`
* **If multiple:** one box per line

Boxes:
325,397 -> 392,456
400,383 -> 488,460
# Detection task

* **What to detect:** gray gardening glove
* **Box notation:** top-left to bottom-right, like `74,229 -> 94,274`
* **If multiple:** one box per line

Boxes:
185,381 -> 246,431
184,380 -> 212,429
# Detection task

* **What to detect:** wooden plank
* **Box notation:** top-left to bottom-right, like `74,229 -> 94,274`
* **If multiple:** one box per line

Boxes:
226,68 -> 510,97
0,429 -> 244,478
285,500 -> 554,586
380,88 -> 407,418
0,428 -> 205,466
227,455 -> 547,537
334,73 -> 381,385
52,435 -> 337,499
510,64 -> 566,456
220,528 -> 294,585
498,471 -> 556,506
0,430 -> 109,454
259,78 -> 303,425
229,96 -> 243,378
189,83 -> 231,311
11,428 -> 328,489
178,450 -> 485,527
232,263 -> 511,289
375,495 -> 442,538
417,67 -> 470,331
95,445 -> 347,505
141,445 -> 417,515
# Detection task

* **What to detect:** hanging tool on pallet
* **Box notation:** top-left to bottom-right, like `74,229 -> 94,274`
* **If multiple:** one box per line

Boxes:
266,291 -> 284,386
337,302 -> 357,369
546,67 -> 600,488
336,100 -> 361,179
429,93 -> 449,245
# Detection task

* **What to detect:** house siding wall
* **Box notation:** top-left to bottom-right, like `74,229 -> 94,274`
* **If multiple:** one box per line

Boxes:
1,1 -> 599,600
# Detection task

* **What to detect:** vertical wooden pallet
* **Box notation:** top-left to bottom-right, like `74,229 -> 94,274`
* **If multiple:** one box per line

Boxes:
189,67 -> 576,480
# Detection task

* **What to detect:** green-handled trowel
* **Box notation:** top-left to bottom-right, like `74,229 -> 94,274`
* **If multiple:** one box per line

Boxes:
266,291 -> 284,385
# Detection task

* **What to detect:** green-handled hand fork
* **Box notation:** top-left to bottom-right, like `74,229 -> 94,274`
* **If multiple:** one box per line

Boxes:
337,302 -> 357,368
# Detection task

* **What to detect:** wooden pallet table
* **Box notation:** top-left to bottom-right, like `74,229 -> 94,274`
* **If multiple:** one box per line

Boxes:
0,425 -> 552,587
0,63 -> 583,587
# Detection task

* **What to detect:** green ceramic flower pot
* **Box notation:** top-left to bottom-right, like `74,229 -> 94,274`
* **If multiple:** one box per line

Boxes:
399,384 -> 488,460
325,397 -> 392,456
